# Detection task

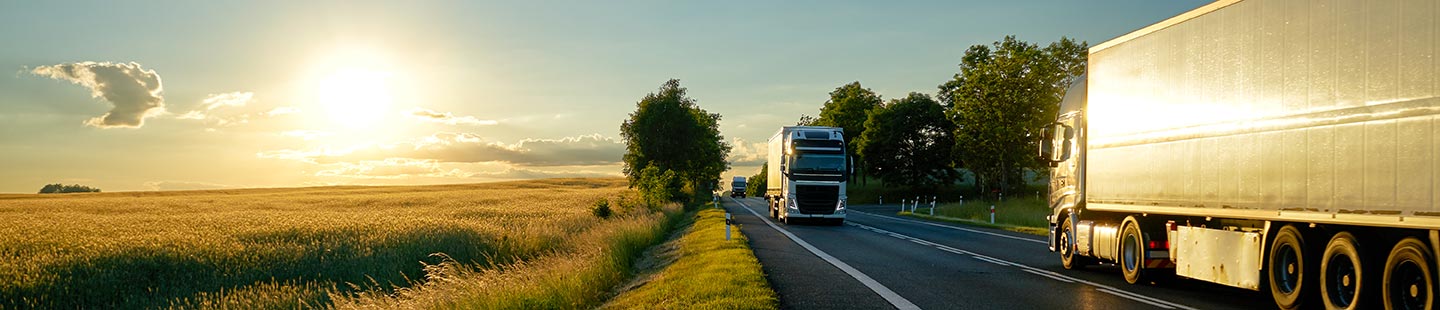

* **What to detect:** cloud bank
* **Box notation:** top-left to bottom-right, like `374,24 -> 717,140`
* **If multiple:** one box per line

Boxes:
409,108 -> 498,126
31,61 -> 165,128
258,133 -> 625,167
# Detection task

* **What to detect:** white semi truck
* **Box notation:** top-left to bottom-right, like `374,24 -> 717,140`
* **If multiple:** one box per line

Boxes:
766,126 -> 849,225
1041,1 -> 1440,309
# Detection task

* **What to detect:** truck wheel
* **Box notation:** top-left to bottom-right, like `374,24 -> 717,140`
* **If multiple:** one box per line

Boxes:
1059,214 -> 1092,269
1322,232 -> 1366,310
1269,225 -> 1311,310
1120,219 -> 1146,284
1383,237 -> 1432,310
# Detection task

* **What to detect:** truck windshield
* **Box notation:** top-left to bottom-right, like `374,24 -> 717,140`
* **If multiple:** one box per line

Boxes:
790,152 -> 845,173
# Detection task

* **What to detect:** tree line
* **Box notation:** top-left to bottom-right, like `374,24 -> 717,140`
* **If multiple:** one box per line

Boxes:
803,36 -> 1086,198
39,183 -> 102,194
620,36 -> 1085,203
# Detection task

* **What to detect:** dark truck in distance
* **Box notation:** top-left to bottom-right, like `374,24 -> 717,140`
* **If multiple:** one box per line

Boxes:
731,176 -> 747,198
1041,1 -> 1440,309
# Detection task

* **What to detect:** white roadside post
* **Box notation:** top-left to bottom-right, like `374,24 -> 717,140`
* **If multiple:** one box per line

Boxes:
879,196 -> 883,205
990,205 -> 996,224
725,213 -> 732,241
929,197 -> 936,216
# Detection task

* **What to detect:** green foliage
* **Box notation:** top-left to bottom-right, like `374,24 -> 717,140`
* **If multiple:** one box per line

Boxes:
858,93 -> 957,187
745,163 -> 768,198
621,79 -> 731,205
634,166 -> 683,208
937,36 -> 1086,197
592,199 -> 613,219
38,183 -> 100,194
816,82 -> 883,180
796,114 -> 818,126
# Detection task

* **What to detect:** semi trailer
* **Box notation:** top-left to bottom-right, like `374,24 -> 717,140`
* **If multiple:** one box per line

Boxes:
1041,1 -> 1440,309
766,126 -> 849,225
731,176 -> 747,198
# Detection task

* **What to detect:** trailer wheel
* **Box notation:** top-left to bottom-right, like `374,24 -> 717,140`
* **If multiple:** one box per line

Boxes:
1059,214 -> 1092,269
1121,218 -> 1146,284
1322,232 -> 1366,310
1383,238 -> 1432,310
1269,225 -> 1311,310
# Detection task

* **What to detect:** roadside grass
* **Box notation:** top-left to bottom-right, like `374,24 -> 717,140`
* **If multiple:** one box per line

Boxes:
0,178 -> 691,309
600,208 -> 777,309
895,196 -> 1051,236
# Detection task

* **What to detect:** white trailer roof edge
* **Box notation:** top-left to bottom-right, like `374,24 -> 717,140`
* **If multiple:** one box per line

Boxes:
1089,0 -> 1243,53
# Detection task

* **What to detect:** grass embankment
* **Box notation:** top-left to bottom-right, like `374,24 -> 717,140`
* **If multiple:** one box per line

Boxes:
898,196 -> 1050,236
601,208 -> 776,309
0,178 -> 688,309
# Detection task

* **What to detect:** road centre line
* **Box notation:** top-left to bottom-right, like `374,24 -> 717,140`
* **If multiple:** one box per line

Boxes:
849,210 -> 1047,244
730,198 -> 921,310
845,222 -> 1197,310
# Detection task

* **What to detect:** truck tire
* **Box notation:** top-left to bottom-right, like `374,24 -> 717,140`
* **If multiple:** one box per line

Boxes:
1059,214 -> 1092,270
1383,237 -> 1432,310
1322,232 -> 1366,310
1269,225 -> 1311,310
1120,218 -> 1146,284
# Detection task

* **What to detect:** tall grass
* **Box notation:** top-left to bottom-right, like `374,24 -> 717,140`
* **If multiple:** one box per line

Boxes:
0,178 -> 678,309
922,196 -> 1051,229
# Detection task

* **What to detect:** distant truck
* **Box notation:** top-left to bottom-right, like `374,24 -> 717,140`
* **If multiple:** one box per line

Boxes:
731,176 -> 747,198
766,126 -> 849,225
1041,1 -> 1440,309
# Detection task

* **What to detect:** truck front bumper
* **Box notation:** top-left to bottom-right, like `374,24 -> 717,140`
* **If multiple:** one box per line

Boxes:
785,210 -> 845,219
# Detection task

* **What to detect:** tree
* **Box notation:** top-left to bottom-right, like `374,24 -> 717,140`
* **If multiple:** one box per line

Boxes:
815,82 -> 883,183
938,36 -> 1087,197
796,114 -> 818,126
38,183 -> 101,194
745,163 -> 768,198
621,79 -> 732,205
857,93 -> 957,187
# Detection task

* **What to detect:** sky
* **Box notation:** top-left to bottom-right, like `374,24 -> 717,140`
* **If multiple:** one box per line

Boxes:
0,0 -> 1212,193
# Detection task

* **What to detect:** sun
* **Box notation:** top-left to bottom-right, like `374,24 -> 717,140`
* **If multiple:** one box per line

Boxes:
315,67 -> 394,129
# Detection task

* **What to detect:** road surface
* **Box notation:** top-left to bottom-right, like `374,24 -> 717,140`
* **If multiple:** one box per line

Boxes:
722,197 -> 1275,310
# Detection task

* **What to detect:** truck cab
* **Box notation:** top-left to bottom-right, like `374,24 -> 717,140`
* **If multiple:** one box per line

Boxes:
766,126 -> 849,226
730,176 -> 747,198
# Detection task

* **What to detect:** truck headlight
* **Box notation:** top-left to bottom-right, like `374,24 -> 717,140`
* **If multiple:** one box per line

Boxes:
836,199 -> 846,211
786,199 -> 798,210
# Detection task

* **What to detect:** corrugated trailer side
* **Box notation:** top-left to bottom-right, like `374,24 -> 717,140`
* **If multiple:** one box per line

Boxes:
1085,0 -> 1440,229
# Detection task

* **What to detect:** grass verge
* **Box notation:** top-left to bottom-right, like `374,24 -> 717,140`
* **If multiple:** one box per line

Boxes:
600,208 -> 776,309
896,196 -> 1051,236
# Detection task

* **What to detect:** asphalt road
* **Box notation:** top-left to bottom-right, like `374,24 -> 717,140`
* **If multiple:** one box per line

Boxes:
722,197 -> 1276,310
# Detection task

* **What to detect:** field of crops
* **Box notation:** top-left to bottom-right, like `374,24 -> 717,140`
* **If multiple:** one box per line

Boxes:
0,178 -> 683,309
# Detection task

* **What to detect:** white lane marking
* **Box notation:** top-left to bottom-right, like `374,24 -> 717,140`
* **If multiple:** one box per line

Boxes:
846,222 -> 1197,310
1023,269 -> 1076,283
1099,288 -> 1174,309
849,210 -> 1046,244
730,198 -> 921,310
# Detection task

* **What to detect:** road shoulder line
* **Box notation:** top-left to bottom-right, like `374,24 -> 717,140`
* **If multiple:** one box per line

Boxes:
730,198 -> 921,310
850,210 -> 1046,244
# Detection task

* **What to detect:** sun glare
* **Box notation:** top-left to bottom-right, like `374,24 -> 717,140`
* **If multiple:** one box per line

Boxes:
316,67 -> 394,129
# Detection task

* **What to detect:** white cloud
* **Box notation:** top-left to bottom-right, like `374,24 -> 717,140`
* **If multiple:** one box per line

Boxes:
175,110 -> 207,120
728,137 -> 767,165
409,108 -> 498,126
31,61 -> 165,128
258,133 -> 625,167
202,92 -> 253,110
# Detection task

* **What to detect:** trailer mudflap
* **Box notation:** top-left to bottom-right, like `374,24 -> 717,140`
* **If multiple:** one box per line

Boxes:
1174,226 -> 1262,290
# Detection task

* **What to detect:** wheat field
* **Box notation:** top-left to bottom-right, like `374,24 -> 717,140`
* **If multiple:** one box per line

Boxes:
0,178 -> 681,309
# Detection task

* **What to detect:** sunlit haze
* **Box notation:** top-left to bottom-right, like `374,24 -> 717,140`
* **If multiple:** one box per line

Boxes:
0,1 -> 1210,192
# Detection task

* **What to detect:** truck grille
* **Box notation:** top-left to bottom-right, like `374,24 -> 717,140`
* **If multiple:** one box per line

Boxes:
795,185 -> 839,214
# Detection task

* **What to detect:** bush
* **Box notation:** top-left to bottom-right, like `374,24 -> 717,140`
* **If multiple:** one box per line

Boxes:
38,183 -> 101,194
592,199 -> 613,219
